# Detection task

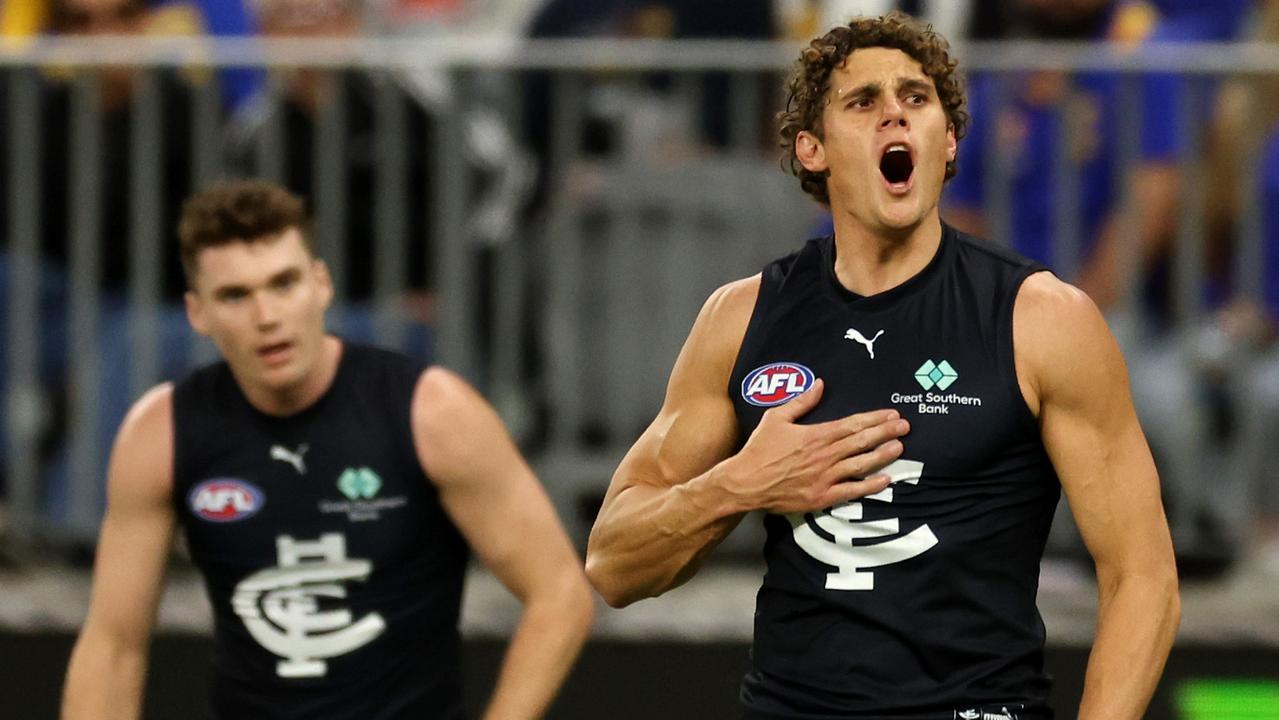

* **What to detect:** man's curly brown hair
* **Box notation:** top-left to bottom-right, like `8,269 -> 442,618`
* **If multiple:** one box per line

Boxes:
779,12 -> 969,206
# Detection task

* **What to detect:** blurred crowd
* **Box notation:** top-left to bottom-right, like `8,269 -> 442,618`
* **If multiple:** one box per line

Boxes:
1,0 -> 1278,576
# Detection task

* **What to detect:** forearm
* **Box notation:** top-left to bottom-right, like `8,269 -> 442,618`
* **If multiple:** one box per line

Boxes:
481,573 -> 594,720
61,629 -> 148,720
586,460 -> 746,607
1077,571 -> 1180,720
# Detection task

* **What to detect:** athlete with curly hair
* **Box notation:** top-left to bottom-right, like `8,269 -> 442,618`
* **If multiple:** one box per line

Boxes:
588,12 -> 1178,719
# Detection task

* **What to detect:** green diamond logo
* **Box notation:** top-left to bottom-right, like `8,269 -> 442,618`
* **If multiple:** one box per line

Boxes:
337,467 -> 382,500
914,359 -> 958,390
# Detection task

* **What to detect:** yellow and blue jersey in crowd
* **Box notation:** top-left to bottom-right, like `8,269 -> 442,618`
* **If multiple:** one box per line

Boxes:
943,0 -> 1251,270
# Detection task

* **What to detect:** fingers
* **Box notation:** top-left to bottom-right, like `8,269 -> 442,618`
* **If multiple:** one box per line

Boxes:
817,473 -> 892,507
825,438 -> 905,484
817,408 -> 902,440
770,377 -> 824,421
828,417 -> 909,459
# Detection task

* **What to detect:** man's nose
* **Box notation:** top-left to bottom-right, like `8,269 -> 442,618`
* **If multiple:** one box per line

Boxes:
252,295 -> 281,327
880,99 -> 908,129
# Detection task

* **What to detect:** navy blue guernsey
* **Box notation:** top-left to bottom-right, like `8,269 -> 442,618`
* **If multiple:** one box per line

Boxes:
731,223 -> 1060,720
173,342 -> 469,720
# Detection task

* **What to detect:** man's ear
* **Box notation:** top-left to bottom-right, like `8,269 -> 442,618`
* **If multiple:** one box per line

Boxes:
185,290 -> 209,336
946,124 -> 957,162
796,130 -> 828,173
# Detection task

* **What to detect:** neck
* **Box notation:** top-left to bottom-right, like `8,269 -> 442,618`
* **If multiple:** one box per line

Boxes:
241,335 -> 343,417
828,205 -> 943,296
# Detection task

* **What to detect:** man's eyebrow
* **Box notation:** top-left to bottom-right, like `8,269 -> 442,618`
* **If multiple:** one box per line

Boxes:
269,267 -> 302,284
898,78 -> 934,94
213,283 -> 248,299
834,81 -> 882,101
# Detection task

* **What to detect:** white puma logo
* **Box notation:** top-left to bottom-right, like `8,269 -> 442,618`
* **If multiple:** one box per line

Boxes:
270,444 -> 309,475
844,328 -> 885,358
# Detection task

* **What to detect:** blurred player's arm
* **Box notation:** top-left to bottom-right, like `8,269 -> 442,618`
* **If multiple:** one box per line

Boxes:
1014,273 -> 1180,720
62,385 -> 177,720
586,276 -> 907,608
413,368 -> 592,720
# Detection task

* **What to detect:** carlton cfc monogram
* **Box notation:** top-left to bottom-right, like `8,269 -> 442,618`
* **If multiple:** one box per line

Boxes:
232,533 -> 385,678
788,459 -> 938,590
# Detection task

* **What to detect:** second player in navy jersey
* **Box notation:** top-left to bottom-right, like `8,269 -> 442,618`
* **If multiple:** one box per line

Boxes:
62,180 -> 593,720
587,12 -> 1179,720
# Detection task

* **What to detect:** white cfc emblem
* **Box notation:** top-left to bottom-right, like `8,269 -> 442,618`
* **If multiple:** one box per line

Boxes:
787,459 -> 938,590
232,533 -> 386,678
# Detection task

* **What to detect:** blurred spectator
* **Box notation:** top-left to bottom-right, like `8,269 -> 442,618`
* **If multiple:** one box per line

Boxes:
227,0 -> 435,303
810,1 -> 972,41
32,0 -> 204,298
0,0 -> 246,527
1201,0 -> 1279,572
1,0 -> 49,36
528,0 -> 774,152
1073,0 -> 1251,312
942,0 -> 1250,561
169,0 -> 265,114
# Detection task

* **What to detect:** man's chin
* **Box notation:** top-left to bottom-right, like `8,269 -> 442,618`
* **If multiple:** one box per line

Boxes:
876,204 -> 928,235
252,360 -> 307,393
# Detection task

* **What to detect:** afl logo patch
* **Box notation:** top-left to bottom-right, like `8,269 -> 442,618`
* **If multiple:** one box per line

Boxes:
742,362 -> 815,407
189,479 -> 264,523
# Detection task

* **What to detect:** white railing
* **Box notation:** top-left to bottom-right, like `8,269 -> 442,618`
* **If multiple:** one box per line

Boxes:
0,37 -> 1272,559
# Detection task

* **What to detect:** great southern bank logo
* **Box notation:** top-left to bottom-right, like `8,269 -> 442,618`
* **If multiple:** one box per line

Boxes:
894,359 -> 981,415
189,479 -> 264,523
337,468 -> 382,500
741,362 -> 814,407
914,359 -> 958,390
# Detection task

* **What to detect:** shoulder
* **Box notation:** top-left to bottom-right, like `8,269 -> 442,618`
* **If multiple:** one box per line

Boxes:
686,274 -> 762,369
703,274 -> 762,321
119,383 -> 176,443
1013,272 -> 1121,412
412,366 -> 481,421
110,383 -> 176,498
1014,271 -> 1101,333
410,367 -> 520,487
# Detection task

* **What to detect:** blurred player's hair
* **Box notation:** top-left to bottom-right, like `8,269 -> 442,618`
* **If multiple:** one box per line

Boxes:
779,11 -> 969,206
178,179 -> 312,286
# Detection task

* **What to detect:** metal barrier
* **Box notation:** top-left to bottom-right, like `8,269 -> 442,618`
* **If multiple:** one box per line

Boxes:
0,37 -> 1275,557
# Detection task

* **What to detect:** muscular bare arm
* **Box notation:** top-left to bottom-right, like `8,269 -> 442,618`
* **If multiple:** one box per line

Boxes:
62,385 -> 177,720
586,276 -> 911,607
1014,273 -> 1180,720
413,368 -> 592,720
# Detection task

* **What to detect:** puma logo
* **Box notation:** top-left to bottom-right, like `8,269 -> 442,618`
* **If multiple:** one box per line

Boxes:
270,444 -> 309,475
844,328 -> 885,359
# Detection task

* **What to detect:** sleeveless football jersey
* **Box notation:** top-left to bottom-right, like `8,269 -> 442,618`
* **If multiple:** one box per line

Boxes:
731,223 -> 1060,719
173,342 -> 469,720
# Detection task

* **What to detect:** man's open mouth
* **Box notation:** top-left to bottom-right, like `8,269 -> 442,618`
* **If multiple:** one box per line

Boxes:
880,144 -> 915,186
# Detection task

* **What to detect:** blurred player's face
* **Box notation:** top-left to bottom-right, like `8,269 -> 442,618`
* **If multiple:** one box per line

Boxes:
796,47 -> 956,237
185,228 -> 333,401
